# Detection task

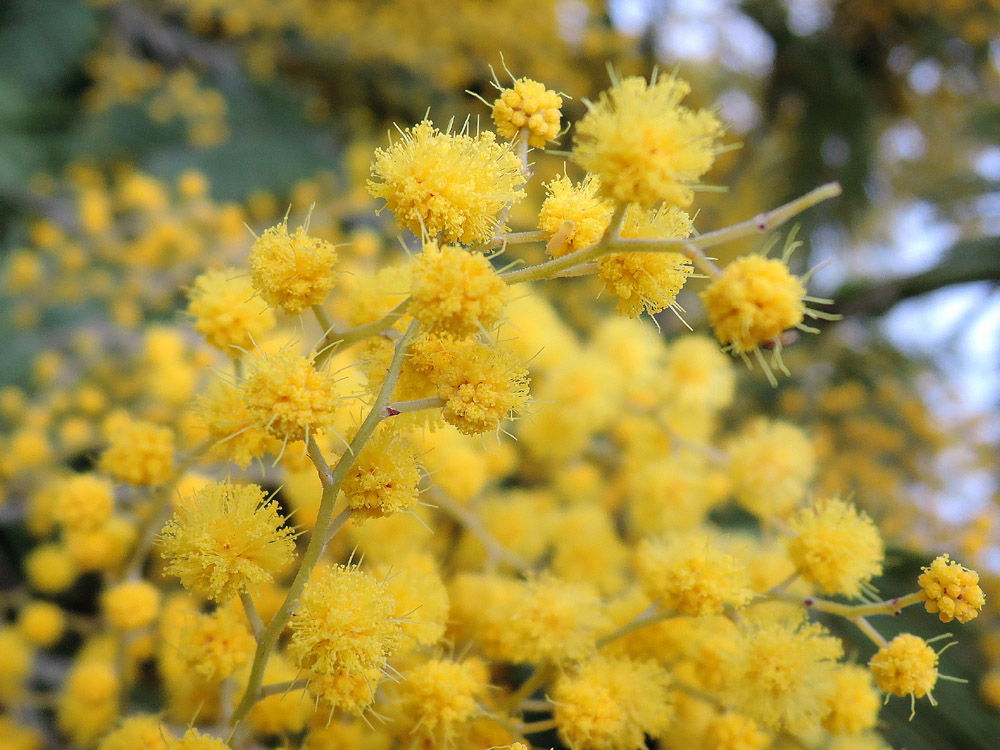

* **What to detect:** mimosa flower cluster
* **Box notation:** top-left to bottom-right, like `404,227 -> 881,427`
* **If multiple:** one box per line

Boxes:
0,65 -> 992,750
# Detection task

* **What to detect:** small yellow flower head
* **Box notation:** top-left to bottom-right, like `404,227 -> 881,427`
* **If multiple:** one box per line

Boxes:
553,655 -> 672,750
101,580 -> 161,630
0,628 -> 33,703
160,482 -> 294,603
701,255 -> 806,355
375,553 -> 449,648
573,73 -> 724,209
340,424 -> 421,519
248,220 -> 338,314
306,665 -> 383,716
869,633 -> 938,700
243,350 -> 340,442
17,600 -> 66,648
241,654 -> 310,735
99,417 -> 175,486
53,473 -> 115,530
391,658 -> 488,745
503,575 -> 607,663
598,205 -> 695,318
492,77 -> 562,147
724,617 -> 843,731
635,532 -> 753,616
409,242 -> 507,337
187,267 -> 275,353
57,660 -> 121,746
435,340 -> 530,435
168,728 -> 231,750
822,664 -> 881,734
98,715 -> 168,750
175,608 -> 255,682
661,335 -> 735,412
25,543 -> 78,594
727,418 -> 816,518
288,564 -> 403,676
197,379 -> 281,468
702,713 -> 770,750
367,120 -> 526,245
64,516 -> 136,572
538,174 -> 614,257
788,497 -> 884,598
917,554 -> 986,624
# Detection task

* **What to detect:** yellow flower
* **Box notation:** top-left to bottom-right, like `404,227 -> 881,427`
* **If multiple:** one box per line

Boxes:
242,350 -> 340,442
787,497 -> 884,598
573,73 -> 724,208
197,378 -> 281,468
869,633 -> 939,702
99,416 -> 175,486
822,665 -> 881,734
98,715 -> 168,750
101,580 -> 162,631
187,266 -> 275,353
174,607 -> 255,682
288,564 -> 403,676
306,665 -> 383,716
702,713 -> 770,750
56,660 -> 121,746
24,544 -> 78,595
635,532 -> 753,616
248,219 -> 338,314
167,728 -> 231,750
492,77 -> 563,147
340,423 -> 421,519
918,554 -> 986,624
390,658 -> 488,746
435,340 -> 530,436
727,418 -> 816,518
598,204 -> 694,318
538,174 -> 614,257
375,553 -> 449,648
409,242 -> 507,337
53,473 -> 115,530
367,120 -> 525,245
159,481 -> 296,603
17,600 -> 66,648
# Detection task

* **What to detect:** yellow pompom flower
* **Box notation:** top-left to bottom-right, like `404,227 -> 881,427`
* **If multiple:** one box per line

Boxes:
248,219 -> 338,315
24,543 -> 78,594
917,554 -> 986,624
702,713 -> 769,750
598,205 -> 695,318
573,73 -> 724,209
367,120 -> 525,245
375,553 -> 449,648
239,654 -> 310,735
64,516 -> 136,572
98,715 -> 168,750
635,532 -> 753,616
553,655 -> 672,750
99,417 -> 175,486
538,174 -> 614,257
197,379 -> 281,468
869,633 -> 939,704
17,600 -> 66,648
340,423 -> 421,519
56,660 -> 121,746
409,242 -> 507,338
787,497 -> 884,598
306,665 -> 383,716
822,665 -> 881,734
53,473 -> 115,530
0,628 -> 34,703
390,658 -> 488,746
174,608 -> 255,682
660,335 -> 735,412
492,77 -> 562,147
723,617 -> 843,731
101,580 -> 162,630
187,267 -> 275,353
159,481 -> 295,603
288,564 -> 403,676
168,728 -> 231,750
727,418 -> 816,518
435,340 -> 529,436
242,350 -> 340,442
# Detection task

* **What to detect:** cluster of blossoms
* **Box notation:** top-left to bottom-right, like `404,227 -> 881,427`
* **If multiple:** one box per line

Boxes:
0,64 -> 994,750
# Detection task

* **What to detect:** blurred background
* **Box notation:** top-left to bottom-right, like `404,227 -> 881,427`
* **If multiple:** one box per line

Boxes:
0,1 -> 997,747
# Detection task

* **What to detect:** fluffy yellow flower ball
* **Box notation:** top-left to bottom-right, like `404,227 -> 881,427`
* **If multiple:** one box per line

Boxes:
101,580 -> 162,630
918,554 -> 986,624
787,497 -> 884,598
17,600 -> 66,648
288,564 -> 403,676
869,633 -> 939,702
197,379 -> 281,468
175,608 -> 255,682
99,417 -> 175,486
242,350 -> 340,442
573,73 -> 724,208
409,242 -> 507,338
187,266 -> 275,353
435,340 -> 529,436
367,120 -> 525,245
391,658 -> 488,745
340,424 -> 421,519
822,665 -> 881,734
700,255 -> 806,355
98,714 -> 168,750
53,473 -> 115,530
538,174 -> 614,257
168,728 -> 231,750
492,77 -> 563,147
159,481 -> 295,603
248,220 -> 338,315
24,543 -> 78,594
727,418 -> 816,518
